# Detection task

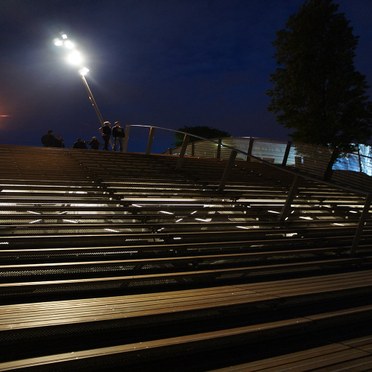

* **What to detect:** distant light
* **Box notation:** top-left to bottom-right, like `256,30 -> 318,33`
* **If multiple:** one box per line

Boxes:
79,67 -> 89,76
66,50 -> 83,66
53,32 -> 103,124
54,33 -> 90,74
54,38 -> 63,46
64,40 -> 75,49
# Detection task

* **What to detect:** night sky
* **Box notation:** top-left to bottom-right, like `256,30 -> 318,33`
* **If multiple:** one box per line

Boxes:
0,0 -> 371,149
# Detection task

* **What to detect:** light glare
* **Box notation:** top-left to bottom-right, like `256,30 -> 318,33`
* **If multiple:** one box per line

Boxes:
79,67 -> 89,76
64,40 -> 75,49
66,51 -> 83,66
54,33 -> 90,73
54,38 -> 63,46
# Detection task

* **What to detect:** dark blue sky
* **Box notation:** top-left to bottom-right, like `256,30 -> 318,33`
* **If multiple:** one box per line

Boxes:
0,0 -> 371,149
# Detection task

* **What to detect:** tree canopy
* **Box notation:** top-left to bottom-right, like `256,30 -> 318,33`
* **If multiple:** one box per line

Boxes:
175,126 -> 231,147
267,0 -> 372,151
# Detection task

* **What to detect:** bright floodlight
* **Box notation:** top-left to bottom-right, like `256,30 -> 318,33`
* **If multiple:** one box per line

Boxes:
54,38 -> 63,47
66,50 -> 83,66
79,67 -> 89,76
54,32 -> 104,125
64,40 -> 75,49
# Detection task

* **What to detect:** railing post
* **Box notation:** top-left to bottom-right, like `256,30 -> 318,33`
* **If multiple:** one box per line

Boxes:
218,150 -> 237,192
123,125 -> 130,153
324,148 -> 339,181
216,139 -> 222,160
191,142 -> 195,157
146,127 -> 155,155
176,134 -> 190,170
246,137 -> 254,161
357,146 -> 362,173
282,141 -> 292,166
279,174 -> 299,222
351,193 -> 372,256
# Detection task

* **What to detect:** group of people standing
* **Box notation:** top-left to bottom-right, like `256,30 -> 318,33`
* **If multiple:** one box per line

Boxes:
99,121 -> 125,151
41,130 -> 65,148
41,121 -> 125,151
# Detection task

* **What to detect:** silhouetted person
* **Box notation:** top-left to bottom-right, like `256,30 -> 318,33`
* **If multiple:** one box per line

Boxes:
112,121 -> 125,152
88,136 -> 100,150
73,138 -> 87,149
54,135 -> 65,148
41,130 -> 57,147
99,121 -> 112,150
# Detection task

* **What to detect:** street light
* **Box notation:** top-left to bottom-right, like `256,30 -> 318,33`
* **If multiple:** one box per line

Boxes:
54,33 -> 104,125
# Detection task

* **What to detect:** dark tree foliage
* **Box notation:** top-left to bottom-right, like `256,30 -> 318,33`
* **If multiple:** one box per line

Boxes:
267,0 -> 372,151
175,126 -> 231,146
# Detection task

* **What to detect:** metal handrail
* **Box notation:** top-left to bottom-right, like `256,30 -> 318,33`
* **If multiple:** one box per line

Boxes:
124,124 -> 247,156
124,124 -> 370,193
123,124 -> 371,255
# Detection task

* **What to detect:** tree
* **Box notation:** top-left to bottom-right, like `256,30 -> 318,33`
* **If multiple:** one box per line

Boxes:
267,0 -> 372,152
174,126 -> 231,147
